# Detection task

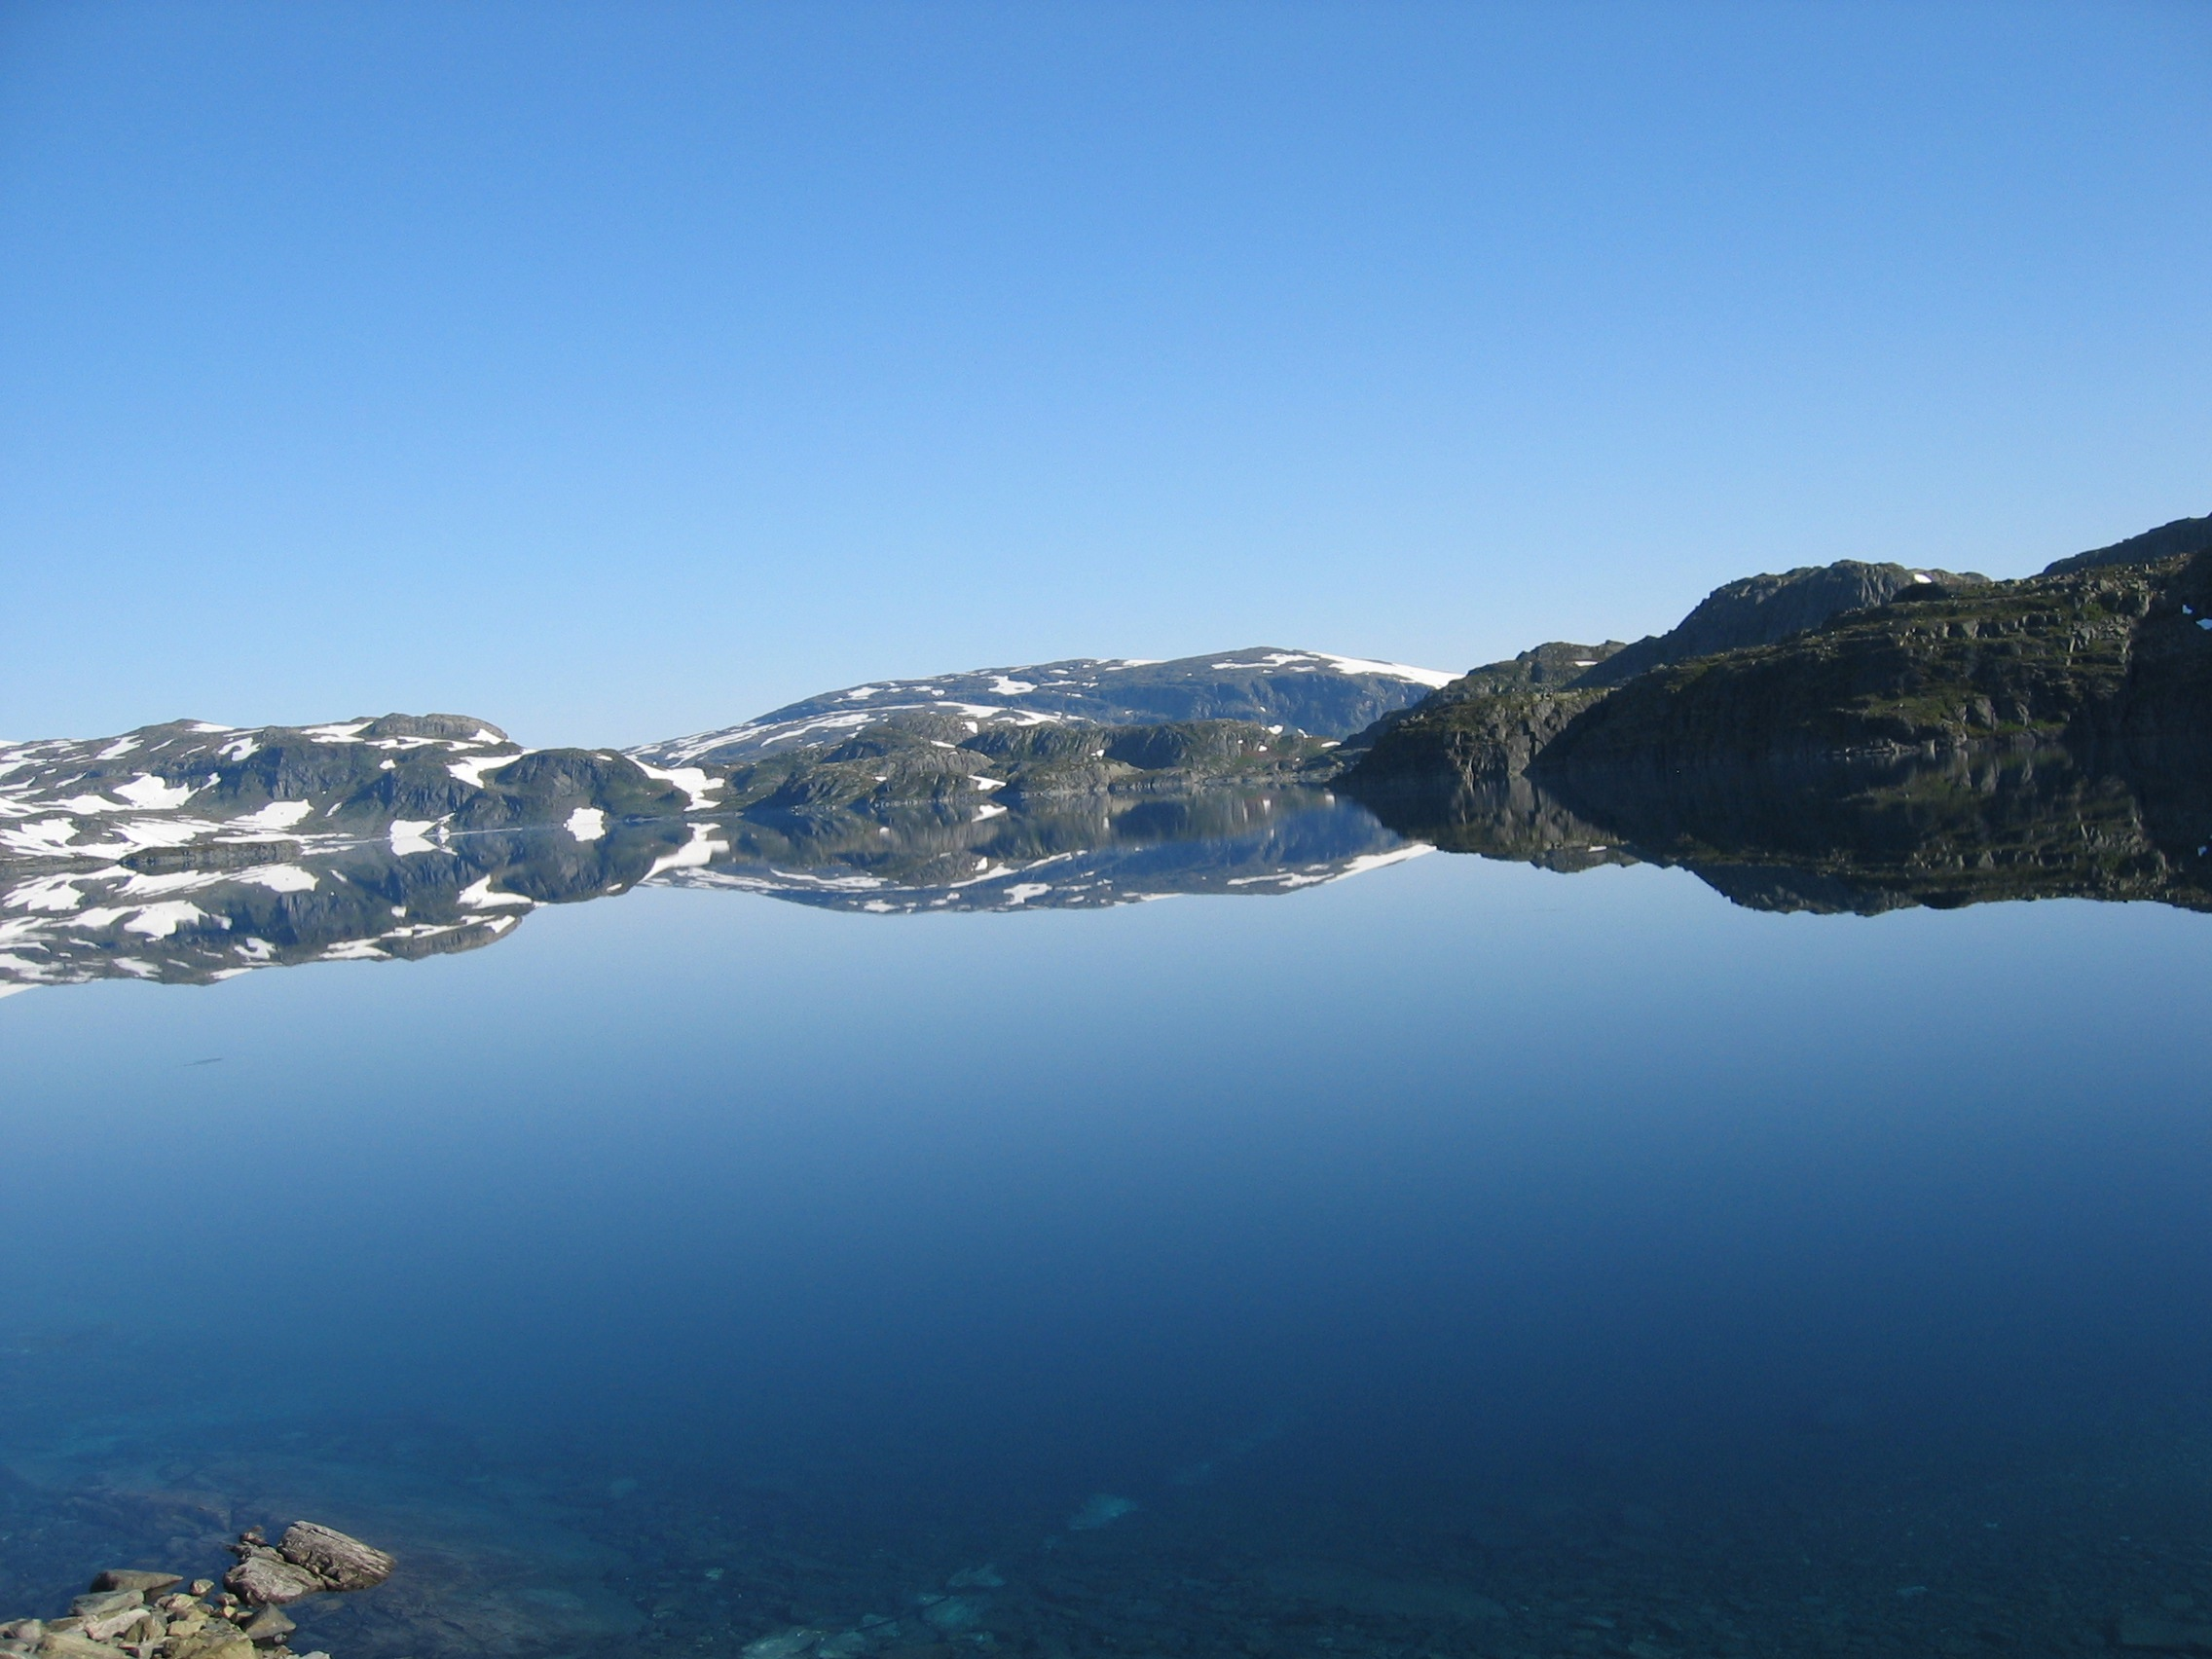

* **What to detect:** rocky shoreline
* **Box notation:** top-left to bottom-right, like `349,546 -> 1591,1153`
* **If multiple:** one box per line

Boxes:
2,1525 -> 390,1659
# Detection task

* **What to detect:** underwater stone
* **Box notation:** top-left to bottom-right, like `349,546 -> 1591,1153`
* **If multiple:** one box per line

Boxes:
2117,1614 -> 2212,1649
921,1597 -> 983,1633
240,1605 -> 296,1643
89,1573 -> 179,1598
739,1629 -> 824,1659
1066,1493 -> 1139,1530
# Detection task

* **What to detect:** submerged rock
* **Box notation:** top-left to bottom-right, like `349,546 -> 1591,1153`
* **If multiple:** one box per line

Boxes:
1067,1493 -> 1139,1530
88,1573 -> 179,1598
738,1629 -> 824,1659
921,1595 -> 984,1633
240,1605 -> 297,1643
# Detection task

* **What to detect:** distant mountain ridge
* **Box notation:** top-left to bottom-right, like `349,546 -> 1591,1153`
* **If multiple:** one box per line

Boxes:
636,646 -> 1456,765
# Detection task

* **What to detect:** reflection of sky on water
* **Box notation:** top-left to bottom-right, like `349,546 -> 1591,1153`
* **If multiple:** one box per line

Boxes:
6,853 -> 2206,1489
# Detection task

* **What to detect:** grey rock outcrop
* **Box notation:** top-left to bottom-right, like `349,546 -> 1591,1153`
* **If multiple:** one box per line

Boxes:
225,1523 -> 393,1606
271,1525 -> 393,1595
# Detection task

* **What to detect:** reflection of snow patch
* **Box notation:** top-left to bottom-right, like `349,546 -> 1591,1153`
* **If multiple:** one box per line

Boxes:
0,820 -> 84,857
5,873 -> 94,912
645,826 -> 730,880
1331,845 -> 1435,880
975,802 -> 1008,822
566,807 -> 607,842
243,865 -> 318,894
1004,883 -> 1051,904
458,876 -> 533,909
1227,844 -> 1433,890
389,821 -> 438,856
125,901 -> 222,939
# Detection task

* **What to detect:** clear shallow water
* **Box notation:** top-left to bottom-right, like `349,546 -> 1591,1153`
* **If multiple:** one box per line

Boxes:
4,850 -> 2211,1657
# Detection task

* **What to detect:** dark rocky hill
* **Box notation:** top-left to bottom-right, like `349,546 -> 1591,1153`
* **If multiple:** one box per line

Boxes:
1538,551 -> 2210,769
2041,511 -> 2212,576
1574,560 -> 1987,688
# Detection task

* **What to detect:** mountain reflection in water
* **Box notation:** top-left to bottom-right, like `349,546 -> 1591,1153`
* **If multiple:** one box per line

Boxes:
1357,742 -> 2212,915
8,744 -> 2212,993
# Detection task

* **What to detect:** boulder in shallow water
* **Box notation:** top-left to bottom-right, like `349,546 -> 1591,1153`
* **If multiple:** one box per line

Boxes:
166,1632 -> 254,1659
277,1521 -> 395,1592
89,1571 -> 180,1597
240,1604 -> 295,1643
35,1634 -> 119,1659
2116,1613 -> 2212,1649
223,1549 -> 325,1605
1066,1493 -> 1138,1530
739,1630 -> 824,1659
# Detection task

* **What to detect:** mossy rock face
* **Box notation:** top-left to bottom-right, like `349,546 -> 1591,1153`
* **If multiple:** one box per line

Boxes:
713,717 -> 1337,814
1346,548 -> 2212,793
1348,685 -> 1610,787
1542,552 -> 2207,767
1573,561 -> 1990,690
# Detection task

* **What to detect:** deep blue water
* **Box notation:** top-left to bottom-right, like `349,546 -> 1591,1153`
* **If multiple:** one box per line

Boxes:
5,850 -> 2211,1656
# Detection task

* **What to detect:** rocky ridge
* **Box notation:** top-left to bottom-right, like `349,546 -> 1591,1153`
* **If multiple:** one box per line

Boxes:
633,646 -> 1455,766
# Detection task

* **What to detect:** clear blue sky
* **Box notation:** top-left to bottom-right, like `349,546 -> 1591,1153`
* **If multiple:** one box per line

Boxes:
3,2 -> 2206,747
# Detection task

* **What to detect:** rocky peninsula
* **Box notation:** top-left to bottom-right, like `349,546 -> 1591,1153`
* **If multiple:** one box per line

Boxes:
1,1525 -> 390,1659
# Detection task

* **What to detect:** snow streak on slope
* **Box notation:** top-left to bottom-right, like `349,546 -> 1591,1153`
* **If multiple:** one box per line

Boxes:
634,647 -> 1456,765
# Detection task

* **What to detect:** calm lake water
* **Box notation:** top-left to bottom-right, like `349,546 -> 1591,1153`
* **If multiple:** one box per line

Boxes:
4,835 -> 2210,1658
